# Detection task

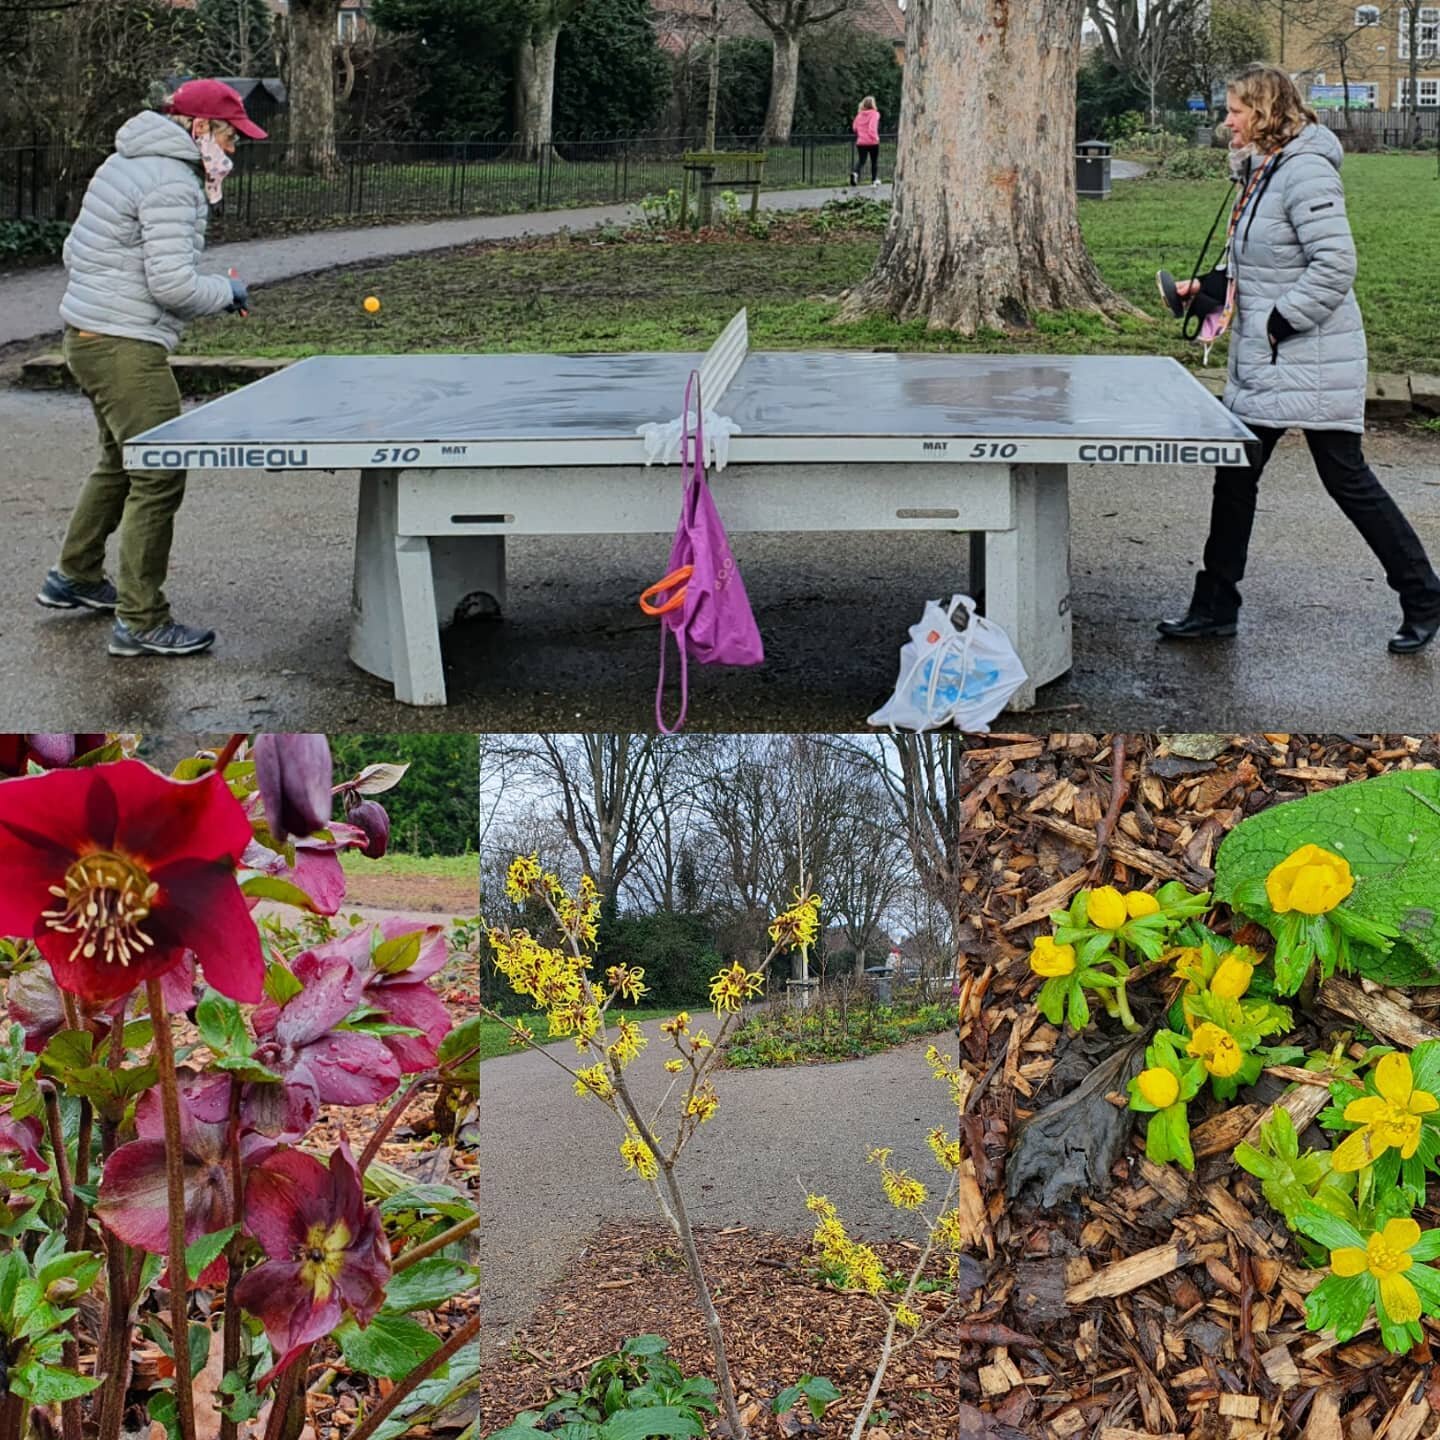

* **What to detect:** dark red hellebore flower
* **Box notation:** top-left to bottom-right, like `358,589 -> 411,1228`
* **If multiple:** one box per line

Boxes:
254,734 -> 333,844
0,760 -> 262,1004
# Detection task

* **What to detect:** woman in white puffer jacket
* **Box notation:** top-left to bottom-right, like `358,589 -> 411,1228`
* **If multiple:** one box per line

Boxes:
39,80 -> 265,659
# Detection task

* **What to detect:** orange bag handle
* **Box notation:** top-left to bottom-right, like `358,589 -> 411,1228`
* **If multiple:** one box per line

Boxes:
639,566 -> 694,617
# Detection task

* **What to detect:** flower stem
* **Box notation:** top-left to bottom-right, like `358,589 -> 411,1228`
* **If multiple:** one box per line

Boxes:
147,978 -> 198,1440
393,1213 -> 480,1274
357,1071 -> 433,1175
1115,978 -> 1140,1033
347,1312 -> 480,1440
262,1348 -> 308,1440
212,733 -> 247,774
96,1013 -> 133,1440
40,1082 -> 84,1440
219,1078 -> 245,1440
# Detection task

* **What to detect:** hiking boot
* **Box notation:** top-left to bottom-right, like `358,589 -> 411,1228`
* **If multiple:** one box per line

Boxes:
108,618 -> 216,657
36,567 -> 117,612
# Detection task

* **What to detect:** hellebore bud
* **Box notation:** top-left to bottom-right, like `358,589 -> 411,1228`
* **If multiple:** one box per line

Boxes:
254,733 -> 334,843
349,800 -> 391,859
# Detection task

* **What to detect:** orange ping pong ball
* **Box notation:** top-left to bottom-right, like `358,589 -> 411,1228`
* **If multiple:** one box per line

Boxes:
363,295 -> 381,314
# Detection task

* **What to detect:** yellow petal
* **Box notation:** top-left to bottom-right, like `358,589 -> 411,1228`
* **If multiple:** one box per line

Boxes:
1410,1088 -> 1439,1116
1087,886 -> 1128,930
1379,1269 -> 1422,1325
1375,1052 -> 1414,1107
1209,956 -> 1253,1001
1287,867 -> 1336,915
1382,1217 -> 1422,1253
1126,890 -> 1160,919
1136,1067 -> 1180,1109
1330,1246 -> 1369,1277
1343,1095 -> 1392,1125
1331,1127 -> 1379,1173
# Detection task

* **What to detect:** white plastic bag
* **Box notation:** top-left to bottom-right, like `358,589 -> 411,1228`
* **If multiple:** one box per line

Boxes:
867,595 -> 1028,733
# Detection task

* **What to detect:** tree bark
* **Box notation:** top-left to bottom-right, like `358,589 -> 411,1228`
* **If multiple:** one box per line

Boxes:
285,0 -> 338,174
762,28 -> 801,143
705,0 -> 721,150
515,24 -> 561,158
841,0 -> 1138,333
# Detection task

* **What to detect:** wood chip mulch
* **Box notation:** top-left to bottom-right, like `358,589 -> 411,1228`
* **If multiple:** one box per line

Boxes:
476,1222 -> 961,1439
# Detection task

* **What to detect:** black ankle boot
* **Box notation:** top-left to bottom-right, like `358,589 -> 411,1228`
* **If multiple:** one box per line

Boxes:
1389,615 -> 1439,655
1156,608 -> 1239,641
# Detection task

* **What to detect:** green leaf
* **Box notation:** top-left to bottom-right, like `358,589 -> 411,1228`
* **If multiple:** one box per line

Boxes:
622,1335 -> 670,1358
1214,771 -> 1440,985
372,931 -> 424,976
263,963 -> 304,1006
241,875 -> 323,911
1305,1271 -> 1374,1342
1294,1206 -> 1367,1253
438,1016 -> 482,1084
7,1360 -> 102,1403
214,1055 -> 284,1083
599,1410 -> 706,1440
336,1312 -> 441,1380
381,1258 -> 478,1313
196,991 -> 251,1058
1233,1144 -> 1280,1181
185,1227 -> 238,1281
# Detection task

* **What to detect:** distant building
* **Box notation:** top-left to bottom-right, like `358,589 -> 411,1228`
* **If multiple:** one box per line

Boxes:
170,0 -> 371,44
1268,0 -> 1437,109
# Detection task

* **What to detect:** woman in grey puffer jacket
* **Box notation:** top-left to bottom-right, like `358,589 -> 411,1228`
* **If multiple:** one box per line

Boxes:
1159,65 -> 1440,654
37,80 -> 265,659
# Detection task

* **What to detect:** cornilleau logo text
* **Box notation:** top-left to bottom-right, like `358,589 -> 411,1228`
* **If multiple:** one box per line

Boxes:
138,446 -> 310,469
1078,442 -> 1247,466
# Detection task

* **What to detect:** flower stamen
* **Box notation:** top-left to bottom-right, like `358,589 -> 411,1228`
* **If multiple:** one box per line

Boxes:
41,852 -> 157,969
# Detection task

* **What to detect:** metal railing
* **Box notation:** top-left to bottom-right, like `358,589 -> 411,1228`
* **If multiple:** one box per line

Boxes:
0,131 -> 901,240
4,113 -> 1435,240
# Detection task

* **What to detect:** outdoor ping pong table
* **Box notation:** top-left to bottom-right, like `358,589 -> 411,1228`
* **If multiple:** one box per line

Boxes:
123,311 -> 1257,711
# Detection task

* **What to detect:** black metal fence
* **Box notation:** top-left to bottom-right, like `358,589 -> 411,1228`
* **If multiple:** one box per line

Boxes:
3,113 -> 1436,240
0,131 -> 899,240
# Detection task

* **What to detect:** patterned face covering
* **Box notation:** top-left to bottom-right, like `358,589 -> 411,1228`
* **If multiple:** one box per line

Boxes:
193,123 -> 234,205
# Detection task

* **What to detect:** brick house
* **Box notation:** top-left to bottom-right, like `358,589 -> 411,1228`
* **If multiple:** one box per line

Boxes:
1271,0 -> 1438,109
171,0 -> 371,43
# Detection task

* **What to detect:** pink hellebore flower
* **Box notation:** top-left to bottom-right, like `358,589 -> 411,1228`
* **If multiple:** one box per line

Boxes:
0,1111 -> 47,1174
0,735 -> 108,778
295,918 -> 453,1073
96,1070 -> 266,1282
347,800 -> 390,860
253,734 -> 334,845
235,1144 -> 390,1379
249,958 -> 401,1138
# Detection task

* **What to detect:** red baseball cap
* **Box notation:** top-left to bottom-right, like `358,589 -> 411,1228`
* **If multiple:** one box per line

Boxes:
165,79 -> 268,140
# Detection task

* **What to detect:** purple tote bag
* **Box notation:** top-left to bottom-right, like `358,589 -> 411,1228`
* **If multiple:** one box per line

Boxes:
639,371 -> 764,733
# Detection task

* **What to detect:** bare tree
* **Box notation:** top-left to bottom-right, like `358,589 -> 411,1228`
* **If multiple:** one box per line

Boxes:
279,0 -> 339,169
825,779 -> 906,978
743,0 -> 853,143
839,0 -> 1138,334
513,0 -> 585,156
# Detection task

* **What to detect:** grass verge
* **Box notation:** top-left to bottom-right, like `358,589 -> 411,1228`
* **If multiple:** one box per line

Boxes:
183,154 -> 1440,375
479,1006 -> 680,1061
723,1000 -> 954,1068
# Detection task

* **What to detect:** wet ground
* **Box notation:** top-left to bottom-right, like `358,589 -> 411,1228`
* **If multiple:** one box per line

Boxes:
1,385 -> 1437,733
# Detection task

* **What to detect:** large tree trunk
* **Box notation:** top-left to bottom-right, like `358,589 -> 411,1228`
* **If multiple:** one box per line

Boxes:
514,24 -> 561,159
762,29 -> 801,144
285,0 -> 338,173
841,0 -> 1136,333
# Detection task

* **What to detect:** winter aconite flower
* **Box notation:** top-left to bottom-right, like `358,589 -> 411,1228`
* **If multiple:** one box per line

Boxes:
1126,891 -> 1160,919
1028,937 -> 1076,978
1188,1022 -> 1244,1079
1209,954 -> 1255,1001
1332,1052 -> 1439,1173
235,1143 -> 390,1378
1085,886 -> 1129,930
1330,1218 -> 1427,1324
0,760 -> 261,1004
1266,844 -> 1354,916
1136,1067 -> 1181,1109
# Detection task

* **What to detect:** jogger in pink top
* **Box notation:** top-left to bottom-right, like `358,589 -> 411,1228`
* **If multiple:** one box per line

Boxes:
851,96 -> 881,186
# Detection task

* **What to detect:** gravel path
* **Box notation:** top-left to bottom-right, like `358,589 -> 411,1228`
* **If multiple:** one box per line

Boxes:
478,1017 -> 957,1348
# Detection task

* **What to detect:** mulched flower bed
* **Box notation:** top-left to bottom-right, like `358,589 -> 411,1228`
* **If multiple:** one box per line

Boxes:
476,1223 -> 961,1439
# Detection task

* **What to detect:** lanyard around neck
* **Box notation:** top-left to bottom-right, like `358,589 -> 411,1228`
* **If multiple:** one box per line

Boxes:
1228,155 -> 1276,242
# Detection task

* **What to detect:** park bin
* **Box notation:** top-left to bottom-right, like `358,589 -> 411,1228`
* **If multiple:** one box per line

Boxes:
1075,139 -> 1112,199
1194,122 -> 1214,147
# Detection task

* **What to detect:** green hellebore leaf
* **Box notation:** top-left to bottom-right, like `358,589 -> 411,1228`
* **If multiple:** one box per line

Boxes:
7,1360 -> 102,1403
239,875 -> 318,911
196,991 -> 251,1059
600,1408 -> 706,1440
263,963 -> 304,1007
381,1257 -> 479,1314
372,931 -> 425,976
184,1226 -> 238,1281
1213,770 -> 1440,985
336,1311 -> 442,1379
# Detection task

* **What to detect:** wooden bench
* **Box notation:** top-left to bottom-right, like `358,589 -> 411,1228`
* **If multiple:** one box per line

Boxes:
679,150 -> 766,228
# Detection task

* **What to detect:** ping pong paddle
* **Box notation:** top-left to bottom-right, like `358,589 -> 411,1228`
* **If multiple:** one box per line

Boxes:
228,267 -> 249,318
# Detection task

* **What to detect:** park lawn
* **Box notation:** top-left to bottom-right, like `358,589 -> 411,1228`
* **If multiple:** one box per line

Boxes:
184,154 -> 1440,374
478,1005 -> 680,1061
337,849 -> 476,880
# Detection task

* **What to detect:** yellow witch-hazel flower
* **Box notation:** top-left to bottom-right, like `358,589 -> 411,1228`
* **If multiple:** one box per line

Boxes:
769,889 -> 823,954
607,1018 -> 647,1069
573,1063 -> 615,1102
605,964 -> 649,1003
660,1011 -> 691,1037
895,1304 -> 922,1332
925,1046 -> 967,1109
685,1087 -> 720,1124
709,960 -> 766,1013
806,1195 -> 887,1295
927,1128 -> 962,1173
620,1122 -> 659,1181
504,853 -> 545,902
868,1148 -> 929,1210
1331,1049 -> 1440,1177
664,1059 -> 685,1074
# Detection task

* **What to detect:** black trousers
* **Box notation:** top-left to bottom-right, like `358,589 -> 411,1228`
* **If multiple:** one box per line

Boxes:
1193,425 -> 1440,622
854,143 -> 879,180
